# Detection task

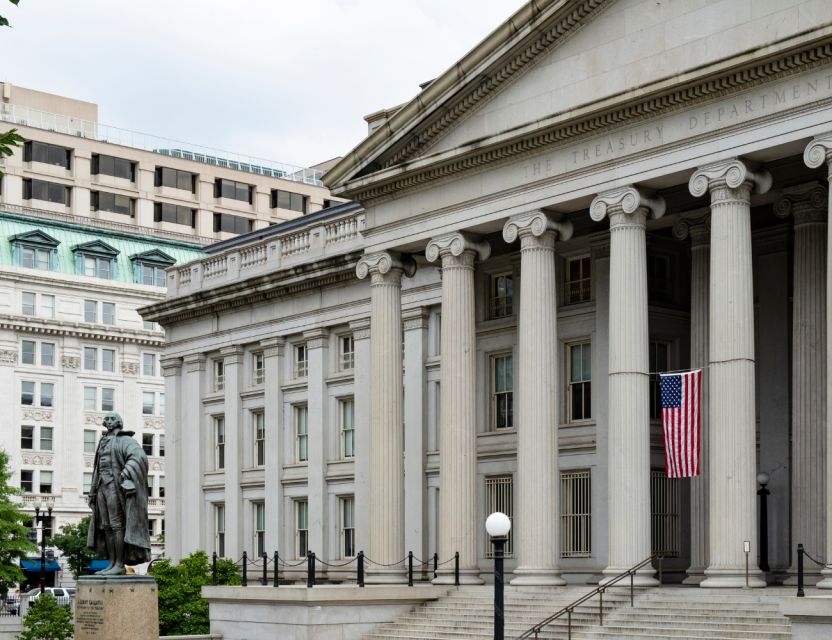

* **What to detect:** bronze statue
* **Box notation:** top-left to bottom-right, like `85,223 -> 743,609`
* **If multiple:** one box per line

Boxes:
87,412 -> 151,575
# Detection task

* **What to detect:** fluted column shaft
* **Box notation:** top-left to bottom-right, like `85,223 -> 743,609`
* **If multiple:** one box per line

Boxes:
591,186 -> 663,586
685,223 -> 711,584
690,159 -> 771,588
356,252 -> 409,583
503,212 -> 571,586
426,232 -> 489,585
803,136 -> 832,589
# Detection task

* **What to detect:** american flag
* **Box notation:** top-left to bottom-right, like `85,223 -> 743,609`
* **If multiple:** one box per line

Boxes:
659,370 -> 702,478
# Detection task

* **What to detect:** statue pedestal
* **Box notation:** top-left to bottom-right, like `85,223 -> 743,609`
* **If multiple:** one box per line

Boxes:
75,575 -> 158,640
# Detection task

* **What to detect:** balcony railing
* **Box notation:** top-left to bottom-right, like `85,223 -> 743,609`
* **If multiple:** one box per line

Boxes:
1,102 -> 324,186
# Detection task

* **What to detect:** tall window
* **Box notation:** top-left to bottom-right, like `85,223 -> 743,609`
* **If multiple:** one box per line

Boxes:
214,360 -> 225,392
252,352 -> 264,385
39,471 -> 53,494
485,476 -> 513,558
20,470 -> 33,493
159,435 -> 165,457
39,427 -> 53,451
40,342 -> 55,367
83,430 -> 97,454
84,387 -> 97,411
651,470 -> 680,557
215,505 -> 226,558
102,302 -> 116,325
21,340 -> 36,365
215,416 -> 225,470
21,381 -> 35,406
340,335 -> 354,370
41,383 -> 53,407
254,503 -> 265,558
21,426 -> 34,450
340,496 -> 355,558
84,300 -> 97,323
340,398 -> 355,459
294,344 -> 308,378
101,348 -> 115,372
649,341 -> 671,420
490,273 -> 513,319
491,354 -> 513,430
253,411 -> 265,467
295,500 -> 308,558
568,342 -> 591,422
143,353 -> 157,377
83,473 -> 93,495
101,388 -> 115,412
295,405 -> 308,462
142,434 -> 154,456
565,256 -> 591,304
22,292 -> 54,318
560,470 -> 591,558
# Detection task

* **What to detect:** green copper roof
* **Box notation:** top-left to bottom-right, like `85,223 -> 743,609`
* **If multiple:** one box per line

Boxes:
0,210 -> 205,282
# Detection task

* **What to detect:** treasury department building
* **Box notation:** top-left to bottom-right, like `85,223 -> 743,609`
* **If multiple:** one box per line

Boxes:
144,0 -> 832,589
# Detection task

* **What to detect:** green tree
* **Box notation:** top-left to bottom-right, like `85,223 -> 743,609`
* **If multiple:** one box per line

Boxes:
153,550 -> 240,636
18,593 -> 74,640
0,0 -> 24,175
50,516 -> 94,580
0,450 -> 36,589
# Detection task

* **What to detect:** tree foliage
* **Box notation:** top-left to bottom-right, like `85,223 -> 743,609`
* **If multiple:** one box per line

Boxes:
0,1 -> 24,176
0,450 -> 36,589
50,516 -> 94,579
18,593 -> 74,640
153,550 -> 240,636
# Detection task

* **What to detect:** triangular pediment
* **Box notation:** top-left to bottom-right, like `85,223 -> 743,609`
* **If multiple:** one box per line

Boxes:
130,249 -> 176,266
72,240 -> 120,257
327,0 -> 832,201
10,230 -> 60,247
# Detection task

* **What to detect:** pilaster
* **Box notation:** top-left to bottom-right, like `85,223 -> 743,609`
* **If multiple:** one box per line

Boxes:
261,337 -> 285,555
220,345 -> 245,558
689,158 -> 771,588
161,357 -> 182,561
303,328 -> 329,561
426,231 -> 490,585
349,318 -> 371,557
590,186 -> 664,586
503,211 -> 572,586
181,353 -> 206,558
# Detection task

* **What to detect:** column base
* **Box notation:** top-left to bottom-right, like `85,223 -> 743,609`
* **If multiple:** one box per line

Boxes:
682,567 -> 706,585
814,569 -> 832,589
783,569 -> 822,586
600,567 -> 658,587
432,569 -> 483,585
700,568 -> 766,588
510,568 -> 567,587
365,569 -> 409,585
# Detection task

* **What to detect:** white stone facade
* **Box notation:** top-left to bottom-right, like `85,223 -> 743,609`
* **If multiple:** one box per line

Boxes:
148,0 -> 832,588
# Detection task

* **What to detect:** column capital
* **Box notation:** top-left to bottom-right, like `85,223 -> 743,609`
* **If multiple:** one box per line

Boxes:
219,345 -> 245,365
774,182 -> 828,225
502,211 -> 573,244
803,133 -> 832,170
689,158 -> 772,198
356,251 -> 416,281
349,318 -> 371,341
672,212 -> 711,247
303,327 -> 329,349
589,186 -> 665,223
259,337 -> 285,358
161,357 -> 182,376
402,308 -> 430,332
425,231 -> 490,263
183,353 -> 206,372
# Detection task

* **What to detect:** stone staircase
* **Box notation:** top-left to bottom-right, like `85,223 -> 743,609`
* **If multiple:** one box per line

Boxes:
363,585 -> 795,639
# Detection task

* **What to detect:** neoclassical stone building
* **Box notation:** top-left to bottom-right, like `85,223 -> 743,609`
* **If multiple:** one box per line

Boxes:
147,0 -> 832,589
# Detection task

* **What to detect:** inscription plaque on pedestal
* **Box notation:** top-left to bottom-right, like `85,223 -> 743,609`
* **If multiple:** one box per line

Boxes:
75,576 -> 158,640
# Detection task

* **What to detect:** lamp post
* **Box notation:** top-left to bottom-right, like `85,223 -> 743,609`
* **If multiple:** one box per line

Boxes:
486,512 -> 511,640
33,497 -> 54,590
757,472 -> 770,573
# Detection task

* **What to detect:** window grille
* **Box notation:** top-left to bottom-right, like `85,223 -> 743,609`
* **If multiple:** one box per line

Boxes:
560,470 -> 591,558
485,475 -> 513,558
651,470 -> 680,557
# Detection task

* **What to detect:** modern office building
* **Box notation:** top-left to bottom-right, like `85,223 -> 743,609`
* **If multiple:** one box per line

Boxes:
148,0 -> 832,596
0,84 -> 338,582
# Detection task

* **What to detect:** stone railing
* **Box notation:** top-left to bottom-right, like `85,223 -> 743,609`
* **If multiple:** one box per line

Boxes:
168,208 -> 365,297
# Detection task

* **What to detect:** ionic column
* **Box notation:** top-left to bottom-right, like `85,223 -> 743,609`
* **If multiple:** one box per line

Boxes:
260,338 -> 284,555
674,217 -> 711,585
503,211 -> 572,586
591,186 -> 664,586
426,232 -> 490,585
220,345 -> 245,559
356,252 -> 415,583
689,158 -> 771,588
804,135 -> 832,589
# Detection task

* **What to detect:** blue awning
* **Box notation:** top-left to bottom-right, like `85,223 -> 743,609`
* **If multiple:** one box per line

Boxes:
87,560 -> 109,571
21,559 -> 60,572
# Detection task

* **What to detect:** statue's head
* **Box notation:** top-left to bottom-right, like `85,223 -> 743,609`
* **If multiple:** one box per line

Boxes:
103,412 -> 123,432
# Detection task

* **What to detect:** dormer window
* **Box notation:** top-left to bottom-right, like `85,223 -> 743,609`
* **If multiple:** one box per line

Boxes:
10,230 -> 60,272
130,249 -> 175,287
73,240 -> 119,280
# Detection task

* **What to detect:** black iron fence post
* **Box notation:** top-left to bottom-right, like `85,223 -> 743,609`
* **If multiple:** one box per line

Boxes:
408,551 -> 413,587
629,571 -> 634,606
454,552 -> 460,586
433,552 -> 438,580
212,552 -> 218,586
599,589 -> 604,626
357,551 -> 365,587
261,552 -> 267,585
273,551 -> 279,587
307,551 -> 316,588
797,543 -> 805,598
242,551 -> 248,587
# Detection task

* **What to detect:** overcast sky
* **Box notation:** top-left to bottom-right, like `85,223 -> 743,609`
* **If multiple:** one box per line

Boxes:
1,1 -> 527,168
